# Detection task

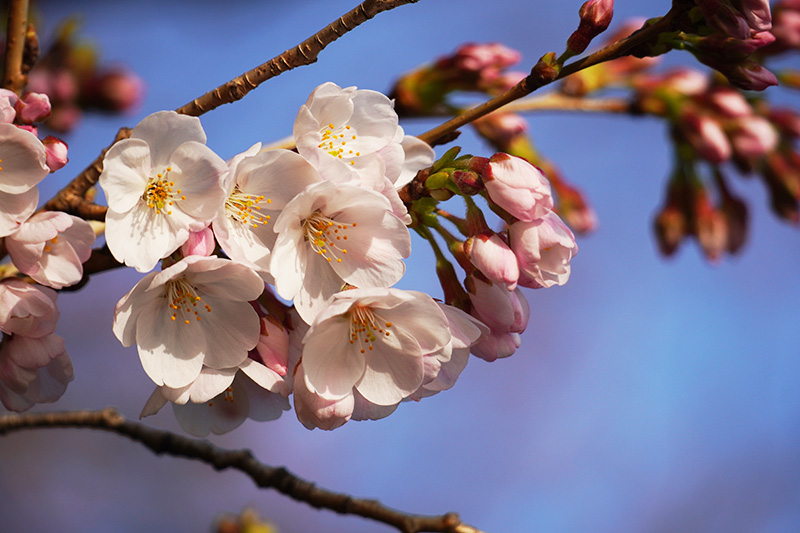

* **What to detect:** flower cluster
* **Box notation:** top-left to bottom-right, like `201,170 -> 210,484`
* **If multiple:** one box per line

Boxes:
0,89 -> 94,411
96,81 -> 579,433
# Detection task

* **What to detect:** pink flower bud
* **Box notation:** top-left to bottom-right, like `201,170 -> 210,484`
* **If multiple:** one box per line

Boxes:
481,153 -> 553,221
660,68 -> 710,96
567,0 -> 614,54
471,331 -> 521,362
85,68 -> 145,112
768,107 -> 800,138
771,8 -> 800,50
680,110 -> 732,163
472,112 -> 528,152
0,279 -> 59,338
253,316 -> 289,376
464,232 -> 519,290
14,92 -> 52,124
653,205 -> 688,256
42,136 -> 68,172
451,43 -> 521,73
508,211 -> 578,289
729,116 -> 778,159
293,363 -> 353,431
180,226 -> 216,257
465,274 -> 529,334
706,86 -> 753,118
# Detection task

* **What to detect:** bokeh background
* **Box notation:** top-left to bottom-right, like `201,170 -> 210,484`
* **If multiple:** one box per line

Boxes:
1,0 -> 800,531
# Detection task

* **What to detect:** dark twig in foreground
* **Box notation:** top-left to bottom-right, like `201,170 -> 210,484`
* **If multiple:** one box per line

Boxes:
0,408 -> 485,533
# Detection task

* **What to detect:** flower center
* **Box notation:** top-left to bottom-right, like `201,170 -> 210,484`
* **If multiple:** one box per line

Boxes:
302,211 -> 356,264
318,122 -> 360,165
143,167 -> 183,215
349,305 -> 393,354
225,187 -> 271,229
164,277 -> 212,325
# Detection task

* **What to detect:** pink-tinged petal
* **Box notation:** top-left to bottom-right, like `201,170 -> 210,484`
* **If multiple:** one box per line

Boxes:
482,153 -> 553,221
167,141 -> 227,219
293,248 -> 345,323
172,380 -> 250,437
136,299 -> 206,388
356,325 -> 424,405
139,388 -> 168,418
239,359 -> 286,394
0,280 -> 58,338
471,331 -> 521,362
213,214 -> 274,275
377,143 -> 405,183
130,110 -> 207,168
0,124 -> 49,194
293,363 -> 354,430
176,366 -> 238,404
379,291 -> 450,354
242,376 -> 290,421
183,256 -> 264,302
23,349 -> 73,404
99,138 -> 152,212
105,206 -> 188,272
0,188 -> 37,237
466,233 -> 520,290
8,211 -> 70,244
350,389 -> 399,421
303,315 -> 366,400
180,226 -> 215,257
395,135 -> 435,188
270,229 -> 306,301
31,241 -> 84,289
112,272 -> 160,347
195,297 -> 259,369
236,149 -> 323,209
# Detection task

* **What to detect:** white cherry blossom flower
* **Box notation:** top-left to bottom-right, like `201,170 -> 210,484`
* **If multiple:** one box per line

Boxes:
270,181 -> 411,323
0,279 -> 59,338
0,188 -> 37,238
99,110 -> 228,272
0,333 -> 73,412
293,82 -> 434,225
0,123 -> 49,195
112,255 -> 264,389
301,288 -> 450,406
140,361 -> 290,437
5,212 -> 95,289
213,146 -> 322,279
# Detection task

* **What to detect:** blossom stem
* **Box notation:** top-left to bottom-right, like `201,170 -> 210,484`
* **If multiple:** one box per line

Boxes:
2,0 -> 29,95
0,408 -> 485,533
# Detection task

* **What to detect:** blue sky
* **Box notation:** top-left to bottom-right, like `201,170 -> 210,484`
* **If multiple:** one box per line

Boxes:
1,1 -> 799,532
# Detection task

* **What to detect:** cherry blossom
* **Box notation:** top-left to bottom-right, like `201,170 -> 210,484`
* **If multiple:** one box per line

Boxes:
99,110 -> 227,272
112,255 -> 264,388
0,333 -> 73,412
5,212 -> 95,289
0,188 -> 37,238
270,181 -> 411,322
213,146 -> 322,278
301,288 -> 450,406
0,123 -> 49,195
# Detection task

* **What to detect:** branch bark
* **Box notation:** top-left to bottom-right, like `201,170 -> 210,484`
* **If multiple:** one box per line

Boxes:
0,408 -> 484,533
2,0 -> 29,94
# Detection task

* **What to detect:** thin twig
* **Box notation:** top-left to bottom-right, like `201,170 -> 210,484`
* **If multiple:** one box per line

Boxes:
2,0 -> 29,94
0,408 -> 485,533
416,6 -> 684,147
43,0 -> 419,215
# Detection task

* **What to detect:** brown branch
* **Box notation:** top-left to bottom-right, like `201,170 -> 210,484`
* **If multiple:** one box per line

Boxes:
416,6 -> 684,148
42,0 -> 419,216
0,408 -> 485,533
499,93 -> 633,114
2,0 -> 29,94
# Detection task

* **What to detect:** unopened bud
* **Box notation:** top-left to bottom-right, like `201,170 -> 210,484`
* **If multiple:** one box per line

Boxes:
15,92 -> 51,124
83,68 -> 144,112
42,136 -> 68,172
530,52 -> 561,84
567,0 -> 614,54
452,170 -> 483,195
180,226 -> 215,257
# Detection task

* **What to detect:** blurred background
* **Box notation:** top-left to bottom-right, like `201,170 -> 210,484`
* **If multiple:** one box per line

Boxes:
1,0 -> 799,531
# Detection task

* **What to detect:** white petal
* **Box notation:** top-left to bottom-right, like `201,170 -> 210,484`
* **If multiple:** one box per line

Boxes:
131,111 -> 207,167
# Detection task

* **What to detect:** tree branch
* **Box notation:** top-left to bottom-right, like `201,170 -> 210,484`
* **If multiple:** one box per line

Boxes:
416,6 -> 683,147
2,0 -> 29,94
43,0 -> 420,215
0,408 -> 484,533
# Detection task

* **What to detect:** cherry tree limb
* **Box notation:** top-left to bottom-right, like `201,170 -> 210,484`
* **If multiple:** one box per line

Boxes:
416,5 -> 685,147
0,408 -> 485,533
43,0 -> 420,214
2,0 -> 29,94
